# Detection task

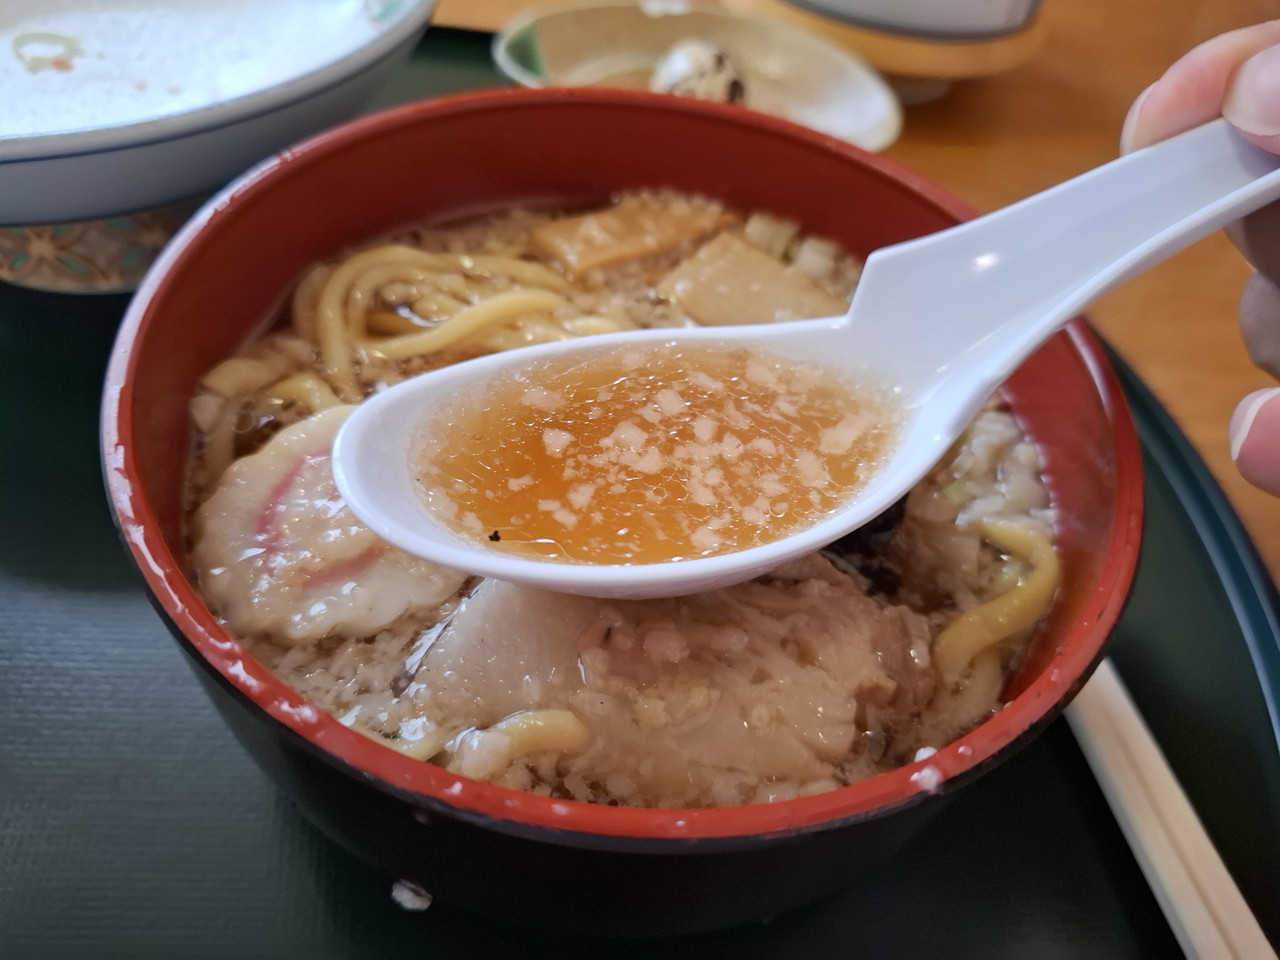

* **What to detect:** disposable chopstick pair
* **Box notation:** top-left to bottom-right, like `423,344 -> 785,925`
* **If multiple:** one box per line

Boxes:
1065,658 -> 1277,959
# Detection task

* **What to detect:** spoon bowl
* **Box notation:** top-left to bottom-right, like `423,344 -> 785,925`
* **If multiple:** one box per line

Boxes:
334,315 -> 880,597
335,117 -> 1280,599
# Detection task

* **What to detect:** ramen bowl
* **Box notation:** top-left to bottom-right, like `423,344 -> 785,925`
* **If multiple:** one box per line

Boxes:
102,88 -> 1143,935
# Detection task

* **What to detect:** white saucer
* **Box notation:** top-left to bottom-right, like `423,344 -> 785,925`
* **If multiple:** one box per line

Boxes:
493,1 -> 902,153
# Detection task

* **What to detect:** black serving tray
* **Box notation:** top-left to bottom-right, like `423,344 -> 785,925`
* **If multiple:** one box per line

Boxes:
1,28 -> 1277,959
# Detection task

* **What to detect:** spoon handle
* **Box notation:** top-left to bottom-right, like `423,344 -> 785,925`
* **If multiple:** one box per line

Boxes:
847,118 -> 1280,405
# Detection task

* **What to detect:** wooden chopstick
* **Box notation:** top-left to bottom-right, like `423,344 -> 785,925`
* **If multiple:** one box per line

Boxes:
1065,658 -> 1277,959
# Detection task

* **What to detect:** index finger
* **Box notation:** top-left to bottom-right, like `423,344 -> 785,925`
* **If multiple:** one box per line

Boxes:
1121,20 -> 1280,152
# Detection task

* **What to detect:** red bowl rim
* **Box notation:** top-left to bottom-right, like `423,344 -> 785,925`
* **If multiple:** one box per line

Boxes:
102,86 -> 1145,843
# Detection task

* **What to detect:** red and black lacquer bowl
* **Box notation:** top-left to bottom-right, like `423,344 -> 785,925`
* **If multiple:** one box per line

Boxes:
101,88 -> 1143,935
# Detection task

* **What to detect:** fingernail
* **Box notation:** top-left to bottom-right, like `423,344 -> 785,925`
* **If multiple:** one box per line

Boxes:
1229,387 -> 1279,457
1229,387 -> 1280,496
1225,45 -> 1280,136
1119,83 -> 1155,154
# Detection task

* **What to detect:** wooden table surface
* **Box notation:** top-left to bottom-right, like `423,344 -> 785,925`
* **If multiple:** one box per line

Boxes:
438,0 -> 1280,586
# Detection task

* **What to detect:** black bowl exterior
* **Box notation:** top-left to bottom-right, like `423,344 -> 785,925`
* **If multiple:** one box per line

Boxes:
167,617 -> 945,935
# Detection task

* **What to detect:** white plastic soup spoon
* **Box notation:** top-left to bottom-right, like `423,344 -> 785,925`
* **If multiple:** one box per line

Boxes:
334,118 -> 1280,599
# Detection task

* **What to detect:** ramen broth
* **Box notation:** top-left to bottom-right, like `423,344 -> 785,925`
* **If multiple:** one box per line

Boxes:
186,191 -> 1060,808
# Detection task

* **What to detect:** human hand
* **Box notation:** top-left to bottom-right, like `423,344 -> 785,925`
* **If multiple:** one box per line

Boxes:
1122,21 -> 1280,495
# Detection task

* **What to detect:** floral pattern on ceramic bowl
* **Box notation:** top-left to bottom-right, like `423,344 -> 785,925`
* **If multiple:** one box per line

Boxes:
0,197 -> 203,294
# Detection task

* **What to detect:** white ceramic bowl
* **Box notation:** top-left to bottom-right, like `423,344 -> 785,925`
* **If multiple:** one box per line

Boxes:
493,2 -> 902,152
0,0 -> 438,227
776,0 -> 1045,39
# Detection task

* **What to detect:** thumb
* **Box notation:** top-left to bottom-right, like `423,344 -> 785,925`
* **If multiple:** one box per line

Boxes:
1224,44 -> 1280,152
1229,387 -> 1280,496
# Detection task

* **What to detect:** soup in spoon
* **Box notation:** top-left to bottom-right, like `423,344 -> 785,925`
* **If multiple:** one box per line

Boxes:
416,340 -> 897,564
